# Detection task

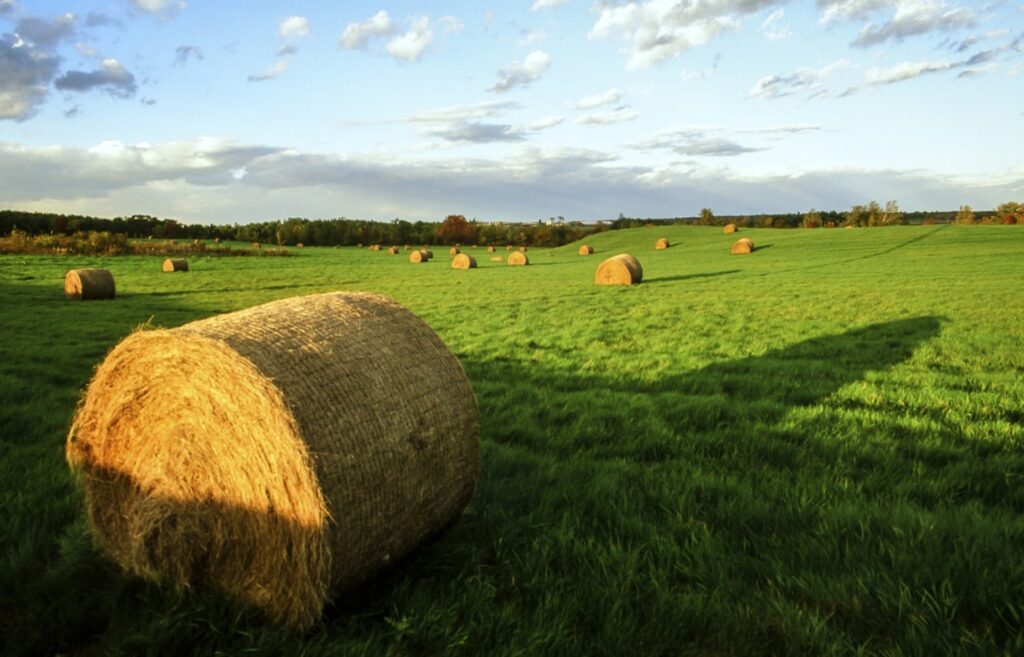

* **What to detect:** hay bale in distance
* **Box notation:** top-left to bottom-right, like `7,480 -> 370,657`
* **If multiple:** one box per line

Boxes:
66,292 -> 479,629
579,245 -> 594,255
723,224 -> 737,234
507,251 -> 528,266
214,237 -> 221,244
489,256 -> 504,262
731,237 -> 755,255
449,247 -> 460,256
421,250 -> 434,259
409,250 -> 430,263
594,254 -> 643,286
65,268 -> 116,300
519,246 -> 527,253
162,258 -> 189,273
387,246 -> 399,255
655,238 -> 670,250
451,253 -> 477,269
506,245 -> 513,251
486,245 -> 495,253
297,243 -> 304,249
252,242 -> 261,249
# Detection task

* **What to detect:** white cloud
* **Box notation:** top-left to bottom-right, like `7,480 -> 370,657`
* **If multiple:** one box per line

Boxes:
863,60 -> 952,84
576,88 -> 621,109
408,100 -> 520,123
589,0 -> 785,69
817,0 -> 890,24
339,10 -> 395,49
247,59 -> 290,83
131,0 -> 186,18
519,29 -> 547,45
488,50 -> 551,93
760,10 -> 792,41
532,0 -> 570,10
526,115 -> 564,130
577,106 -> 639,125
818,0 -> 975,47
385,16 -> 433,62
0,31 -> 61,121
438,15 -> 464,34
278,16 -> 310,40
749,59 -> 851,100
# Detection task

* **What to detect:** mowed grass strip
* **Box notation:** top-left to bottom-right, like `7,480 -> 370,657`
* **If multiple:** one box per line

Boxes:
1,225 -> 1022,656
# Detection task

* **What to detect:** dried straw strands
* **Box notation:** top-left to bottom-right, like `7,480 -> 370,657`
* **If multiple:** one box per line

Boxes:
162,258 -> 188,272
731,238 -> 755,254
66,292 -> 479,629
595,254 -> 643,286
65,269 -> 116,300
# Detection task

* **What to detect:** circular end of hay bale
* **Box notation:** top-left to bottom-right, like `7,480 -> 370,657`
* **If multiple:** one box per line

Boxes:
507,251 -> 528,266
296,243 -> 304,249
387,247 -> 399,255
65,268 -> 116,300
409,250 -> 428,263
723,224 -> 737,234
654,238 -> 670,250
252,242 -> 261,249
519,246 -> 527,253
505,245 -> 513,251
578,245 -> 594,255
730,238 -> 754,255
162,258 -> 189,273
66,292 -> 479,629
594,254 -> 643,286
449,247 -> 460,255
486,245 -> 495,253
451,253 -> 477,269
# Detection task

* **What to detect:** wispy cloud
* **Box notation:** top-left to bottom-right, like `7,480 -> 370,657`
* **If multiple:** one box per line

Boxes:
130,0 -> 186,20
531,0 -> 570,10
488,50 -> 551,93
760,10 -> 792,40
339,10 -> 395,50
174,45 -> 203,65
576,88 -> 622,109
577,106 -> 638,125
247,59 -> 289,83
749,59 -> 851,100
818,0 -> 975,48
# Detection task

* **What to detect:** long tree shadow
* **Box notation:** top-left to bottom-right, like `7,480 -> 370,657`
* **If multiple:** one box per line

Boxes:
645,270 -> 740,284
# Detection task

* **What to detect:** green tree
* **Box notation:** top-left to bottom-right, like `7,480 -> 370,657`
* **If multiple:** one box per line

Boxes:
699,207 -> 715,225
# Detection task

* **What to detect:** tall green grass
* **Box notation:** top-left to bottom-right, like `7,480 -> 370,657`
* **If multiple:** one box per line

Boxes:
1,225 -> 1022,656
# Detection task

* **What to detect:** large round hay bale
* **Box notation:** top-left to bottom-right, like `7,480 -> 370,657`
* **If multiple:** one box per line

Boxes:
507,251 -> 528,266
162,258 -> 188,273
421,249 -> 434,259
723,224 -> 737,234
731,238 -> 755,254
409,250 -> 429,263
451,254 -> 477,269
578,245 -> 594,255
486,245 -> 495,253
66,292 -> 479,629
654,238 -> 670,250
449,247 -> 460,256
594,254 -> 643,286
65,268 -> 116,300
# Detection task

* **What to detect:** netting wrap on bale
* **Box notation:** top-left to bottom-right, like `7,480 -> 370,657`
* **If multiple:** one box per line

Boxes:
65,269 -> 116,300
66,292 -> 480,629
595,254 -> 643,286
162,258 -> 188,273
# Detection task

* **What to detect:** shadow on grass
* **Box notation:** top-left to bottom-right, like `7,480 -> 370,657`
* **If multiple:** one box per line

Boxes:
645,270 -> 740,285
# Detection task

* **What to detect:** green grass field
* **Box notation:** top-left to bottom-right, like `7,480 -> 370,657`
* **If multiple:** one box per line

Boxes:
2,225 -> 1023,656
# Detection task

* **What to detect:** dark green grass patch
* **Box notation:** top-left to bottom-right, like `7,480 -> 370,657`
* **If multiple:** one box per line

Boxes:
1,226 -> 1023,656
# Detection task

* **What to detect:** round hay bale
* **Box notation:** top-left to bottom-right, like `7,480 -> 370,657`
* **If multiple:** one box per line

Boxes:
252,242 -> 261,249
731,237 -> 755,255
451,253 -> 477,269
519,246 -> 527,253
421,250 -> 434,259
578,245 -> 594,255
654,238 -> 670,250
507,251 -> 528,266
723,224 -> 737,234
65,292 -> 479,629
65,268 -> 116,300
214,237 -> 221,244
162,258 -> 189,273
506,245 -> 513,251
449,247 -> 460,256
594,254 -> 643,286
387,246 -> 399,255
486,245 -> 495,253
409,250 -> 429,263
297,243 -> 304,249
489,256 -> 504,262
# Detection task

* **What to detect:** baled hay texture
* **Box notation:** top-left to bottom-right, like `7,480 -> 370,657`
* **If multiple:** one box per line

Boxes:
449,247 -> 460,255
486,246 -> 495,253
162,258 -> 188,273
594,254 -> 643,286
297,243 -> 304,249
369,244 -> 381,251
579,245 -> 594,255
489,256 -> 504,262
451,254 -> 477,269
252,242 -> 261,249
507,251 -> 528,266
723,224 -> 737,234
409,250 -> 428,263
731,237 -> 755,254
387,247 -> 399,255
66,292 -> 479,629
65,268 -> 116,300
519,246 -> 527,253
655,238 -> 670,250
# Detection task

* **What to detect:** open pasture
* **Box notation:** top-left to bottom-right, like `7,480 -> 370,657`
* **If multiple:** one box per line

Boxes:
1,225 -> 1023,656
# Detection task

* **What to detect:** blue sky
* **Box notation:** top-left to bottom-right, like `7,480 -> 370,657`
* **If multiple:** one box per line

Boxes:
1,0 -> 1022,223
